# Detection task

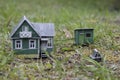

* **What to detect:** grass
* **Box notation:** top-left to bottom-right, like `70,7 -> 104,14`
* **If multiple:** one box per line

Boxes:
0,0 -> 120,80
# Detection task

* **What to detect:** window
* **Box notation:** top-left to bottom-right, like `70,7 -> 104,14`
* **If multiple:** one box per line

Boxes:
29,40 -> 36,49
96,53 -> 101,57
22,26 -> 29,32
15,40 -> 22,49
95,53 -> 101,57
20,26 -> 31,38
86,33 -> 91,37
48,38 -> 52,48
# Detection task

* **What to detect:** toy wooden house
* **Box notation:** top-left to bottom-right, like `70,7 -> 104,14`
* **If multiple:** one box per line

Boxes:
90,49 -> 102,62
74,29 -> 94,45
10,16 -> 55,57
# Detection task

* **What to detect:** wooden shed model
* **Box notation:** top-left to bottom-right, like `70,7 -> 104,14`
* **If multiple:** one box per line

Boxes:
10,16 -> 55,57
74,29 -> 94,45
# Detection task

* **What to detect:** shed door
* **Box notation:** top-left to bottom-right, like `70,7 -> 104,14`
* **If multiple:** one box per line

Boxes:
79,33 -> 84,44
85,33 -> 92,43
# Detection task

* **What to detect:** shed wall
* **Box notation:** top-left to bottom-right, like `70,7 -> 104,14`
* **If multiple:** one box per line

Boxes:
74,29 -> 94,45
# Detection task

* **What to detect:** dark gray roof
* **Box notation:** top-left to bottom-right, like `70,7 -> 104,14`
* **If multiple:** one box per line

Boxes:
32,23 -> 55,36
10,16 -> 55,37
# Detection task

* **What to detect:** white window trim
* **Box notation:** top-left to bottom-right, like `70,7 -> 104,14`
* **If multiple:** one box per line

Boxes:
29,39 -> 36,49
47,38 -> 53,48
15,40 -> 22,49
22,26 -> 28,32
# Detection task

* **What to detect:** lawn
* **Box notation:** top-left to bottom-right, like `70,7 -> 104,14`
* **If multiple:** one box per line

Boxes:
0,0 -> 120,80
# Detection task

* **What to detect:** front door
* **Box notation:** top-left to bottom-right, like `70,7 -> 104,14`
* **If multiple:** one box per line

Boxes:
79,33 -> 84,45
41,41 -> 47,53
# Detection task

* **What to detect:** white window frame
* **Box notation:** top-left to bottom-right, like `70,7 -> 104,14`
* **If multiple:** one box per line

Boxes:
47,38 -> 53,48
15,40 -> 22,49
22,26 -> 29,32
29,39 -> 36,49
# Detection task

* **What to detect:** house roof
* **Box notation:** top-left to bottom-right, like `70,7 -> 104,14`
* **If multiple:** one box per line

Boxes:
10,16 -> 55,37
32,23 -> 55,36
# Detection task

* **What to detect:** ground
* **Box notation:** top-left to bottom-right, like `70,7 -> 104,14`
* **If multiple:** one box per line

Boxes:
0,0 -> 120,80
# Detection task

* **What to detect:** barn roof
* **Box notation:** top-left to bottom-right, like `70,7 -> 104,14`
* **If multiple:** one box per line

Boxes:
10,16 -> 55,37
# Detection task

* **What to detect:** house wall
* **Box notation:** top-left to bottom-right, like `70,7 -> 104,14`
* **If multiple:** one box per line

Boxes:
13,38 -> 54,55
47,38 -> 54,54
13,39 -> 38,54
47,48 -> 53,53
12,21 -> 39,38
40,37 -> 54,53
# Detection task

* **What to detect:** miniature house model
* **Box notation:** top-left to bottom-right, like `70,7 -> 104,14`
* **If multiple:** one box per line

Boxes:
90,49 -> 102,62
74,29 -> 94,45
10,16 -> 55,57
